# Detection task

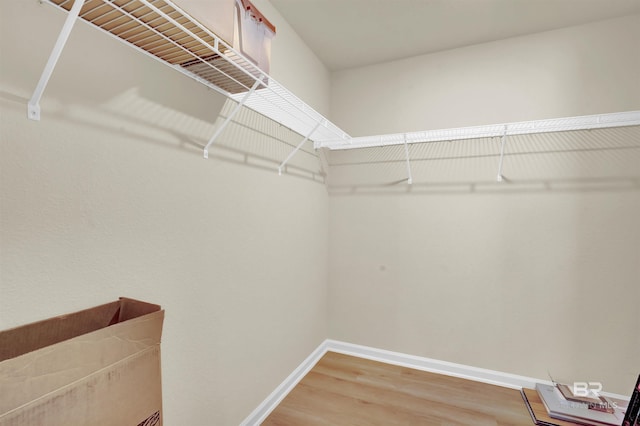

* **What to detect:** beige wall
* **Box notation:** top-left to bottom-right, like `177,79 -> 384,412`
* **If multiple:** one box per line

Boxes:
327,15 -> 640,396
329,190 -> 640,395
331,14 -> 640,136
0,1 -> 328,424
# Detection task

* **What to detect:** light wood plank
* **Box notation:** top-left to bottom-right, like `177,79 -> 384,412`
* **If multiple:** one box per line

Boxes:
264,351 -> 534,425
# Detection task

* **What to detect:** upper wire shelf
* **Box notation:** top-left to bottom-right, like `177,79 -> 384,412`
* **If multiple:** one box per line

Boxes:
33,0 -> 640,172
315,111 -> 640,150
43,0 -> 350,145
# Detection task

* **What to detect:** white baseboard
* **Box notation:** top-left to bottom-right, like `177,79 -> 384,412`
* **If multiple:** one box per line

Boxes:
325,340 -> 630,401
241,339 -> 630,425
239,340 -> 330,426
325,339 -> 545,390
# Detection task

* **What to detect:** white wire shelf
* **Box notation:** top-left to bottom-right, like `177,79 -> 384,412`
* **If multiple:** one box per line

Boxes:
37,0 -> 351,147
315,111 -> 640,150
31,0 -> 639,179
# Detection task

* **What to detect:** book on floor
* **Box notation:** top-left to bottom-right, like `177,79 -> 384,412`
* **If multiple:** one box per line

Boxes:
535,383 -> 624,426
556,384 -> 615,413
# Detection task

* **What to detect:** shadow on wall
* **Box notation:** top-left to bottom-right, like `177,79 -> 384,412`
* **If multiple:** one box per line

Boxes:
1,89 -> 326,185
326,126 -> 640,195
0,0 -> 325,186
101,87 -> 326,183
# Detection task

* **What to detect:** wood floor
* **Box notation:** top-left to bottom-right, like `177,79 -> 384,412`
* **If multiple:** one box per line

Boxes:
263,351 -> 534,425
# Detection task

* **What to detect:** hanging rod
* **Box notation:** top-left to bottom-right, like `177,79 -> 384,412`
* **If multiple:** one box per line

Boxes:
315,111 -> 640,151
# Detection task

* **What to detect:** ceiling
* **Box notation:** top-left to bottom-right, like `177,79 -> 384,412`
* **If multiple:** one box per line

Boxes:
269,0 -> 640,71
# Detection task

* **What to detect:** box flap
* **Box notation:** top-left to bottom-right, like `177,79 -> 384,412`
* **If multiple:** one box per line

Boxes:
118,297 -> 161,323
0,298 -> 161,362
0,301 -> 121,362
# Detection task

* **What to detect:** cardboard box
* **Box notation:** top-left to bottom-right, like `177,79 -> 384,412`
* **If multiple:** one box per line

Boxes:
0,298 -> 164,426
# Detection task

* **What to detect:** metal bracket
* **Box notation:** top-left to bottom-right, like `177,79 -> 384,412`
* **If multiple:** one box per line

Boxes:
278,121 -> 323,176
403,134 -> 413,185
28,0 -> 86,121
496,125 -> 507,182
204,79 -> 261,159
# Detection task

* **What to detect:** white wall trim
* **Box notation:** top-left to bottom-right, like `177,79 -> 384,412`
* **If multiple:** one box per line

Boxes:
242,339 -> 630,424
325,339 -> 545,390
324,340 -> 630,401
239,340 -> 330,426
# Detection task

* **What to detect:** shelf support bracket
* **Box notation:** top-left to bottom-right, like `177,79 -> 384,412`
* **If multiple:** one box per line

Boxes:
496,125 -> 507,182
278,121 -> 323,176
403,134 -> 413,185
28,0 -> 86,121
204,79 -> 261,159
